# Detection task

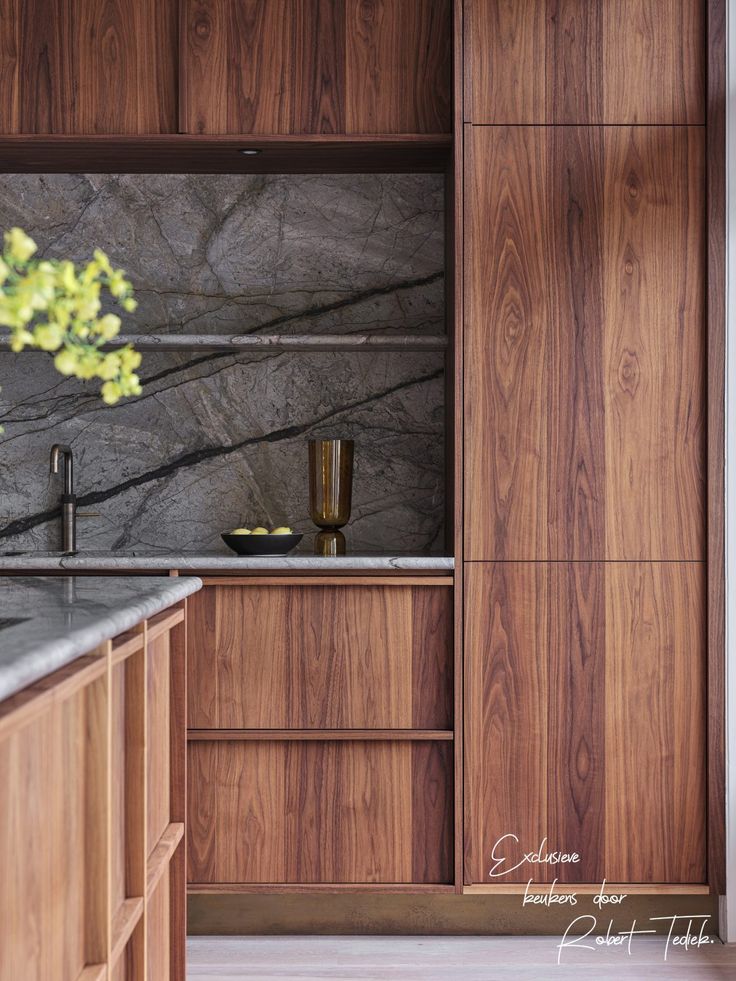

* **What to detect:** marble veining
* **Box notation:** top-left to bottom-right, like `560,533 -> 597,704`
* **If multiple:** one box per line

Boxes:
0,174 -> 445,554
0,575 -> 202,703
0,174 -> 444,338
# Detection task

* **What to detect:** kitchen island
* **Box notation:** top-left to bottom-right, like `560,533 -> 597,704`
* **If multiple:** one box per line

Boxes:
0,575 -> 201,981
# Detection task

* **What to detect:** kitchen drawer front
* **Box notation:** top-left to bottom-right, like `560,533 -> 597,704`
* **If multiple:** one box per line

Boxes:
187,739 -> 453,884
188,583 -> 453,729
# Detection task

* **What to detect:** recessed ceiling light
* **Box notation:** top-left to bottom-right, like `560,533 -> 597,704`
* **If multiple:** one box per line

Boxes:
239,149 -> 261,156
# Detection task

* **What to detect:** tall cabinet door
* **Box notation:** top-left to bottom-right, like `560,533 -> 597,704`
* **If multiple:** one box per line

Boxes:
464,125 -> 705,563
463,123 -> 707,885
464,562 -> 706,885
464,0 -> 704,125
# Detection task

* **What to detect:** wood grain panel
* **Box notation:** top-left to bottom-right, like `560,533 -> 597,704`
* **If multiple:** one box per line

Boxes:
0,693 -> 86,979
464,125 -> 705,561
345,0 -> 451,133
123,648 -> 146,903
180,0 -> 451,134
188,740 -> 453,884
230,0 -> 294,134
411,741 -> 454,883
465,0 -> 705,124
411,586 -> 453,728
17,0 -> 67,133
464,562 -> 707,886
603,0 -> 705,124
603,125 -> 706,560
182,0 -> 229,133
110,663 -> 127,914
187,584 -> 452,729
187,740 -> 218,885
547,126 -> 605,559
168,607 -> 188,981
463,0 -> 545,126
188,582 -> 217,727
73,0 -> 139,133
147,630 -> 171,854
147,868 -> 171,981
605,563 -> 706,883
0,0 -> 19,132
463,563 -> 549,885
548,563 -> 605,882
546,1 -> 602,123
3,0 -> 178,133
84,669 -> 110,969
294,0 -> 345,133
136,0 -> 178,134
463,127 -> 549,560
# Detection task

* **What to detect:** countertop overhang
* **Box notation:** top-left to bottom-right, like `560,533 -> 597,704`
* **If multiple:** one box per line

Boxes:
0,551 -> 455,572
0,575 -> 202,703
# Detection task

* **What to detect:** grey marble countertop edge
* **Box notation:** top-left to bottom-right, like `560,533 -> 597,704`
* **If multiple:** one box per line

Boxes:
0,575 -> 202,704
0,554 -> 455,571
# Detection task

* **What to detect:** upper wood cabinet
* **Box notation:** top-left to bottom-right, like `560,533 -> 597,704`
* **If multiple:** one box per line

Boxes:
0,0 -> 178,134
464,561 -> 706,886
180,0 -> 452,134
464,0 -> 705,124
464,124 -> 706,561
0,0 -> 451,136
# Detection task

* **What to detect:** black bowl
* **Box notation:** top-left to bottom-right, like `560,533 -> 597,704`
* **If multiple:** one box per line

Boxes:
221,532 -> 303,556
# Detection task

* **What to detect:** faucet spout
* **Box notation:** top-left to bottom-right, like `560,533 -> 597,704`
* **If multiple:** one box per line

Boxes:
49,444 -> 76,552
50,444 -> 74,496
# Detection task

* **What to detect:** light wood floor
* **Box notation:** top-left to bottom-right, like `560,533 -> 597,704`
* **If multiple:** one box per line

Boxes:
187,936 -> 736,980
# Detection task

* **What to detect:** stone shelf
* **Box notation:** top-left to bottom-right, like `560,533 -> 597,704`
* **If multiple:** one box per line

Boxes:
0,333 -> 448,353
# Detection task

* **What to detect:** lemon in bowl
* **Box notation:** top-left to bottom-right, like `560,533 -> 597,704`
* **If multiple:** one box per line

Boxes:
222,525 -> 302,556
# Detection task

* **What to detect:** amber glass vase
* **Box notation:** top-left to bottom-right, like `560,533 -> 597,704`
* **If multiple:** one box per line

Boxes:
308,439 -> 354,529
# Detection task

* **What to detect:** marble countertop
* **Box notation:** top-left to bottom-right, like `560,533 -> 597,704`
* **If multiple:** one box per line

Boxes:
0,575 -> 202,703
0,550 -> 455,572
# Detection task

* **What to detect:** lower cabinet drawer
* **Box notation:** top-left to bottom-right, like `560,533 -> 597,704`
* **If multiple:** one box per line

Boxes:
188,739 -> 453,884
187,583 -> 453,729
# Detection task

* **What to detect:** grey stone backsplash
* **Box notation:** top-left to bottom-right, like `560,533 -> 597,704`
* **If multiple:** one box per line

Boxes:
0,174 -> 445,553
0,174 -> 444,337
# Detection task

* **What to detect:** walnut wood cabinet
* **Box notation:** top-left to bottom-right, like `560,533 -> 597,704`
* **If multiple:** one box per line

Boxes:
464,562 -> 706,886
0,0 -> 723,910
463,0 -> 705,125
0,0 -> 178,134
181,0 -> 452,135
463,123 -> 706,563
0,602 -> 188,980
461,0 -> 714,894
188,581 -> 452,729
189,738 -> 453,884
0,0 -> 451,137
186,577 -> 455,890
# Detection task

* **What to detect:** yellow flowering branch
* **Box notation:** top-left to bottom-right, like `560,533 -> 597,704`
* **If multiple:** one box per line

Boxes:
0,226 -> 142,406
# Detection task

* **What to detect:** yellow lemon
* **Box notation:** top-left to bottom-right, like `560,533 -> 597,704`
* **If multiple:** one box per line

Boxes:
251,527 -> 269,535
230,527 -> 251,535
271,526 -> 293,535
